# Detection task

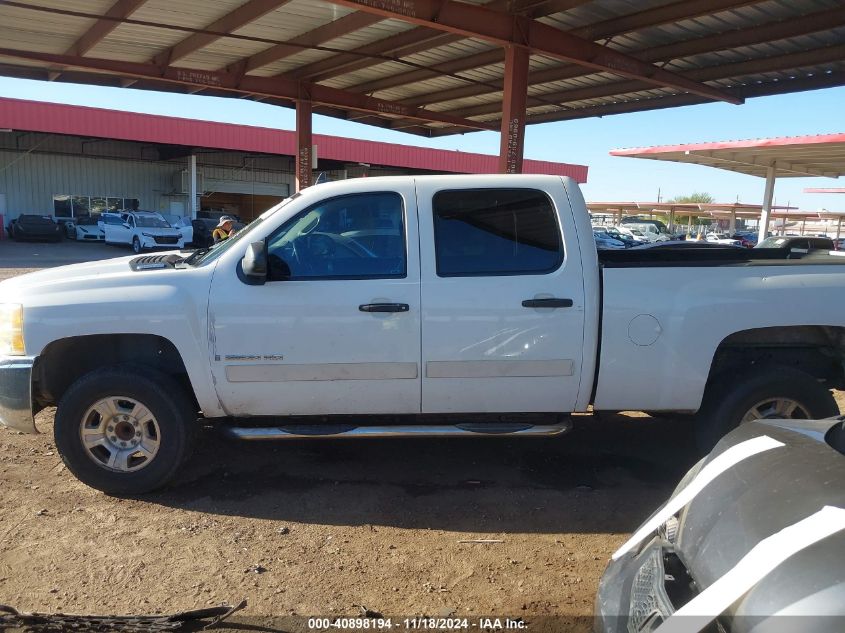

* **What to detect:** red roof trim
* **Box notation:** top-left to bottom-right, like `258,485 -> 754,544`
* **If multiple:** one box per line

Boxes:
0,97 -> 587,181
610,133 -> 845,157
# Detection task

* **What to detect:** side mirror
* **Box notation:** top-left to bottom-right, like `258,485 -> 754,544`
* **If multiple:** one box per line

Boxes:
241,241 -> 267,283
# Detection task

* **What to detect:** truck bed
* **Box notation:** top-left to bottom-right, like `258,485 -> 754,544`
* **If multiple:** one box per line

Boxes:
592,244 -> 845,413
598,246 -> 845,267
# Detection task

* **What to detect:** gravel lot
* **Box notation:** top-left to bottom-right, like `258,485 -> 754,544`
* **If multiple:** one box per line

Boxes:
0,239 -> 840,631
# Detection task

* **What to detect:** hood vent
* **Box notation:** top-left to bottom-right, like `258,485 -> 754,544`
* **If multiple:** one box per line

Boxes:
129,254 -> 183,271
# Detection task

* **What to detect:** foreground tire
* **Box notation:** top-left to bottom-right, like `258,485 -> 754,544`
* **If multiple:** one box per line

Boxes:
695,365 -> 839,452
54,365 -> 195,495
132,236 -> 142,253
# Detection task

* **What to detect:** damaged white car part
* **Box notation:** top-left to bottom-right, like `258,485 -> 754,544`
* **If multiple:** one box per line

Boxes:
612,435 -> 785,561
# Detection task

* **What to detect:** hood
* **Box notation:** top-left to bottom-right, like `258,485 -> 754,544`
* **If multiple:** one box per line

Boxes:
0,252 -> 184,300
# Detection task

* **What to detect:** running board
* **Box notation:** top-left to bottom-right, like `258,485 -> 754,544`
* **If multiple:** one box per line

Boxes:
221,421 -> 572,441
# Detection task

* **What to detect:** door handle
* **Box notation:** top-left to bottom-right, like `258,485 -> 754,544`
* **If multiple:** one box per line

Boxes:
359,303 -> 410,313
522,298 -> 573,308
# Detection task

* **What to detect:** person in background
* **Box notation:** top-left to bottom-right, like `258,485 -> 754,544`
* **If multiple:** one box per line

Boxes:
212,216 -> 235,244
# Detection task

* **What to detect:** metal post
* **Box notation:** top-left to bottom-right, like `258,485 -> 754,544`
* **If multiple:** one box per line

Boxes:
296,99 -> 313,191
836,216 -> 842,241
189,154 -> 198,219
758,162 -> 776,244
498,45 -> 529,174
729,208 -> 736,235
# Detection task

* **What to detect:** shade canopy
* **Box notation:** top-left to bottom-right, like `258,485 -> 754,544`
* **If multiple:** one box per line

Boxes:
611,133 -> 845,179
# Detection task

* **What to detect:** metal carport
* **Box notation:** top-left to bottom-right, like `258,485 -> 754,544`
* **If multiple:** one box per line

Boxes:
0,0 -> 842,192
610,133 -> 845,242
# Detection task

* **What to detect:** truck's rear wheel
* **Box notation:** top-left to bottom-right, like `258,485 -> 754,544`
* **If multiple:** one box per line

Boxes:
54,365 -> 195,495
695,365 -> 838,452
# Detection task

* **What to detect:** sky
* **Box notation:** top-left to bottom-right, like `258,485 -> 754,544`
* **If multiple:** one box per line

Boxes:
1,76 -> 843,212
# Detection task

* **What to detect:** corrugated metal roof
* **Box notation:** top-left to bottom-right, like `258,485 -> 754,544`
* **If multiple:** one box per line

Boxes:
0,0 -> 841,137
611,132 -> 845,178
0,97 -> 588,179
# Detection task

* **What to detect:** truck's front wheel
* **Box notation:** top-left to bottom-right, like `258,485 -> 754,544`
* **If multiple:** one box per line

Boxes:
54,365 -> 195,495
695,365 -> 838,452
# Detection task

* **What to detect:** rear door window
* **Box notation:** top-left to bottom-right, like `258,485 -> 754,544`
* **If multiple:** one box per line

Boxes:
432,188 -> 563,276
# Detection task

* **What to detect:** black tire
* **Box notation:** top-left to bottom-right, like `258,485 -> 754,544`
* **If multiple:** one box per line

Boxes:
54,365 -> 196,495
132,236 -> 142,253
695,365 -> 839,452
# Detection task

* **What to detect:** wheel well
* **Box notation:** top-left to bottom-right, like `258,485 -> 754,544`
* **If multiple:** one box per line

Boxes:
33,334 -> 199,412
709,326 -> 845,389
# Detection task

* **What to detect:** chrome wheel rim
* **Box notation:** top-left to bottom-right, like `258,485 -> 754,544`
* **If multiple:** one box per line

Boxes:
741,397 -> 810,424
79,397 -> 161,472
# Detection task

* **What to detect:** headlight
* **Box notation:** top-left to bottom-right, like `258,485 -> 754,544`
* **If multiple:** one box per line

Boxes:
142,232 -> 154,238
0,304 -> 25,356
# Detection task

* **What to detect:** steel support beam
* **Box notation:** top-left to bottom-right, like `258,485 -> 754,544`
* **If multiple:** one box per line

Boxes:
322,0 -> 741,104
445,42 -> 845,119
427,71 -> 845,135
758,163 -> 777,244
64,0 -> 149,56
401,0 -> 838,108
0,48 -> 494,131
284,0 -> 560,83
189,154 -> 198,219
296,100 -> 313,191
498,46 -> 529,174
354,0 -> 760,97
153,0 -> 293,67
241,11 -> 383,74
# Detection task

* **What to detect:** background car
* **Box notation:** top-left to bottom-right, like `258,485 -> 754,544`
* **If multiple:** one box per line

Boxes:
161,214 -> 194,246
756,235 -> 835,252
73,215 -> 104,241
10,214 -> 63,242
190,218 -> 218,248
730,231 -> 757,247
705,232 -> 743,246
596,416 -> 845,633
593,230 -> 627,250
621,221 -> 671,242
103,211 -> 184,253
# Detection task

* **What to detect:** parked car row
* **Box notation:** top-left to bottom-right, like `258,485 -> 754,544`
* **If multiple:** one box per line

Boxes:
5,211 -> 203,252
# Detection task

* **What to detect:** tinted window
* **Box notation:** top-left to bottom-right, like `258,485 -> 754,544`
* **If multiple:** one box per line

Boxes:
433,189 -> 562,276
266,192 -> 405,281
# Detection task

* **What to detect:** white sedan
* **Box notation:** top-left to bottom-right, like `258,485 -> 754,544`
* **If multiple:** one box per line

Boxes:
705,232 -> 743,247
103,211 -> 185,253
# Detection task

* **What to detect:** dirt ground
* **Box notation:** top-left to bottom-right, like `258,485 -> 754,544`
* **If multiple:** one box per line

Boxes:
0,248 -> 842,632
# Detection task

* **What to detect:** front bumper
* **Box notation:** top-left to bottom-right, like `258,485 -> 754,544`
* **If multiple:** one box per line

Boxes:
595,538 -> 678,633
0,356 -> 37,434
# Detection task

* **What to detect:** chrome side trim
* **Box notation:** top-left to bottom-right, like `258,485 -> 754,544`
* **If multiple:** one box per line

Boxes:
0,356 -> 37,434
225,362 -> 419,382
426,359 -> 574,378
223,421 -> 571,441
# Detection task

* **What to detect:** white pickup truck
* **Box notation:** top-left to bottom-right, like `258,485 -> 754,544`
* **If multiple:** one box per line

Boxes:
1,175 -> 844,494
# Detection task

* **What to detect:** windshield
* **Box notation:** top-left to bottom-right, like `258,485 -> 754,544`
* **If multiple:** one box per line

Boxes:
186,195 -> 299,266
135,215 -> 170,228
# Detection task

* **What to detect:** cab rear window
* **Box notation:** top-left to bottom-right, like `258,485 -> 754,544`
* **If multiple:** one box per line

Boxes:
432,188 -> 563,277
